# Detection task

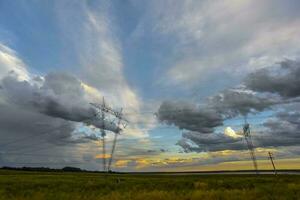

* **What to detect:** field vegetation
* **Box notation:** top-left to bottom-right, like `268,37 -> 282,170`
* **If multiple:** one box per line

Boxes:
0,170 -> 299,200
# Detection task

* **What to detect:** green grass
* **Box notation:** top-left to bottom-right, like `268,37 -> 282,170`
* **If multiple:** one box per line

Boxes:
0,170 -> 299,200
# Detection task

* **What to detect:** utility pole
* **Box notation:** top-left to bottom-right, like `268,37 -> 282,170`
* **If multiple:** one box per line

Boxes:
268,152 -> 277,175
243,118 -> 258,174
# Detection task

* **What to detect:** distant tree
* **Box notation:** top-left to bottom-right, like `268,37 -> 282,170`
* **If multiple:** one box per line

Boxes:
62,166 -> 82,172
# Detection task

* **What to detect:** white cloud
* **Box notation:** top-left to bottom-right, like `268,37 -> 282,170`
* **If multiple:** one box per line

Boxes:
224,127 -> 242,139
131,0 -> 300,87
55,1 -> 152,138
0,43 -> 143,169
0,43 -> 29,80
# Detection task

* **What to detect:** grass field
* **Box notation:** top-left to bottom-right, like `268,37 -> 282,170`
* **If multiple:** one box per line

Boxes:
0,170 -> 299,200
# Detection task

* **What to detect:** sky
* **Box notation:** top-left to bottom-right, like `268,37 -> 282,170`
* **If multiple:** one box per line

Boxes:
0,0 -> 300,172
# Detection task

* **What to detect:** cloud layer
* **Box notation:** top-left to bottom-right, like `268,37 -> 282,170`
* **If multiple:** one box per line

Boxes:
245,59 -> 300,98
1,72 -> 120,132
157,101 -> 223,133
1,0 -> 300,171
158,58 -> 300,154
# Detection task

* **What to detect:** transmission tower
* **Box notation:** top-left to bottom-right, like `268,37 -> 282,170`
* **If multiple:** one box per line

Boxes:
243,118 -> 258,174
108,108 -> 124,172
90,98 -> 128,172
268,152 -> 277,175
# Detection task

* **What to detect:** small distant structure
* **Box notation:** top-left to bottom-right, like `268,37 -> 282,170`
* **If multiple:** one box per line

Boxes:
268,152 -> 277,175
243,118 -> 258,174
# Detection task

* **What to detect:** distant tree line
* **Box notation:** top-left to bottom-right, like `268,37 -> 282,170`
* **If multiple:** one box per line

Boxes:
0,166 -> 105,173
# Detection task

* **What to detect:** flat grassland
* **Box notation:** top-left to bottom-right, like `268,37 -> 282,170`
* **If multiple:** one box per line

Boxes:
0,170 -> 299,200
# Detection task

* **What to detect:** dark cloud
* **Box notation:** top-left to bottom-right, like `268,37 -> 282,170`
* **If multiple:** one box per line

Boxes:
159,59 -> 300,154
146,149 -> 167,153
1,73 -> 95,121
1,73 -> 119,133
0,105 -> 102,169
0,104 -> 75,144
208,89 -> 274,118
176,138 -> 193,153
157,89 -> 274,135
157,101 -> 223,133
177,107 -> 300,153
255,110 -> 300,148
0,72 -> 121,169
80,133 -> 99,141
245,59 -> 300,98
160,148 -> 166,152
177,132 -> 244,153
157,90 -> 271,154
0,102 -> 86,166
147,150 -> 156,153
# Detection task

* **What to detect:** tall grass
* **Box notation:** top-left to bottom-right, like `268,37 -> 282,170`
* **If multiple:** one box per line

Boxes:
0,170 -> 299,200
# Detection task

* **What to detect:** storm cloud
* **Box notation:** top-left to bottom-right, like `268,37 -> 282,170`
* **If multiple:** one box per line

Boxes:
0,102 -> 87,167
207,89 -> 274,118
157,89 -> 274,134
245,59 -> 300,98
0,73 -> 120,133
159,59 -> 300,153
177,132 -> 244,153
177,106 -> 300,153
157,101 -> 223,133
256,110 -> 300,148
0,72 -> 115,169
